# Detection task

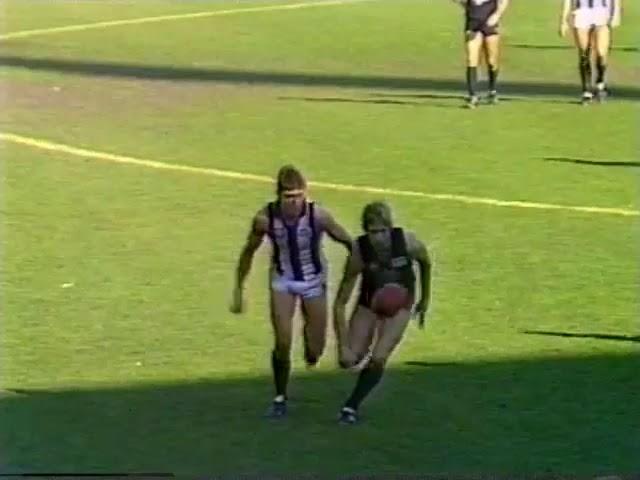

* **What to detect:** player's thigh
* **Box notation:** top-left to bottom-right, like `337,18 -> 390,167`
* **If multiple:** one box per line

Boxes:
593,25 -> 611,57
371,308 -> 412,363
484,33 -> 500,65
301,291 -> 328,350
573,27 -> 593,52
465,30 -> 484,66
270,288 -> 297,352
347,305 -> 378,359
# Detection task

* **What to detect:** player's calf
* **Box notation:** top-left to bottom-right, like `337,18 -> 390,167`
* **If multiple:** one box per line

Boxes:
594,55 -> 608,102
267,348 -> 291,418
338,357 -> 387,425
466,66 -> 479,108
578,49 -> 593,100
487,64 -> 499,104
304,346 -> 323,368
301,295 -> 328,368
303,329 -> 326,368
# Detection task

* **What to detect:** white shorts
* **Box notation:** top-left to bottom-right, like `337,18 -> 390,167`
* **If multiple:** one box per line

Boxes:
271,274 -> 326,299
572,7 -> 610,29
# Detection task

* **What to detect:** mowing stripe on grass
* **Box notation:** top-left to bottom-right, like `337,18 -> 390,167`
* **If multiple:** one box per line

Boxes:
2,131 -> 638,218
0,0 -> 375,41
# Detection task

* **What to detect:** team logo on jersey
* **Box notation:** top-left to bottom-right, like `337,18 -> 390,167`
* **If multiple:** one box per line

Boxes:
391,256 -> 409,268
367,262 -> 381,272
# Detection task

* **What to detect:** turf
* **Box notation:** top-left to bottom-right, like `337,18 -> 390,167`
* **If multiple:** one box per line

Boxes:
1,0 -> 638,475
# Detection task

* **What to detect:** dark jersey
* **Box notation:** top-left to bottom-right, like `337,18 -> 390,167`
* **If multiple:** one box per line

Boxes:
357,228 -> 416,307
466,0 -> 498,22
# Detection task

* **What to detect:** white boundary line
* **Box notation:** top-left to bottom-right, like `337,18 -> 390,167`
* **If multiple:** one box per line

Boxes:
0,0 -> 374,41
2,131 -> 638,218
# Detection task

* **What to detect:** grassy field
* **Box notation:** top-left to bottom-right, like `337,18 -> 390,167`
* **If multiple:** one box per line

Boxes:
1,0 -> 639,475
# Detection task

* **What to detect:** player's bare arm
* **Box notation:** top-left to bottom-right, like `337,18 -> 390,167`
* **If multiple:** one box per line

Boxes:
610,0 -> 622,27
488,0 -> 510,26
333,244 -> 363,366
230,211 -> 268,314
498,0 -> 511,13
316,206 -> 352,251
559,0 -> 573,36
405,231 -> 432,328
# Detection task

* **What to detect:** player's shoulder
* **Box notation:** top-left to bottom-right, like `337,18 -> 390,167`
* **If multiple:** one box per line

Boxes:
399,229 -> 427,254
252,204 -> 272,231
309,199 -> 327,214
255,203 -> 271,218
399,228 -> 417,241
308,201 -> 334,223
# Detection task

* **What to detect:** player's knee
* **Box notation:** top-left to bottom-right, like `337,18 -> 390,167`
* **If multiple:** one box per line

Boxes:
579,50 -> 590,64
273,341 -> 291,360
369,355 -> 388,370
353,352 -> 367,364
304,340 -> 325,366
467,54 -> 480,67
304,351 -> 320,366
351,346 -> 369,364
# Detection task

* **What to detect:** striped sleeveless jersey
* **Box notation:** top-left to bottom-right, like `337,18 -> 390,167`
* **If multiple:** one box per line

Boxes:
574,0 -> 611,8
266,201 -> 325,282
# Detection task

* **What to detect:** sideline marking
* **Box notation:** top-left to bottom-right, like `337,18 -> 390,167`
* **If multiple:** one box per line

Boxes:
2,131 -> 638,218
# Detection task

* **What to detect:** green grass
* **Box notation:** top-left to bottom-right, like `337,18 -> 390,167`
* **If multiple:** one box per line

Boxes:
1,0 -> 639,475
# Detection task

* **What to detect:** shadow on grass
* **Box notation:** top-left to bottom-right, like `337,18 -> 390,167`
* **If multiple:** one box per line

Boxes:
522,330 -> 640,343
1,353 -> 638,475
1,55 -> 639,100
544,157 -> 640,168
508,43 -> 639,53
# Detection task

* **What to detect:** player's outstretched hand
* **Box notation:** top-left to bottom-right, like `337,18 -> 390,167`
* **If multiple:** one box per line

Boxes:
559,20 -> 569,37
610,14 -> 621,28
